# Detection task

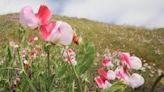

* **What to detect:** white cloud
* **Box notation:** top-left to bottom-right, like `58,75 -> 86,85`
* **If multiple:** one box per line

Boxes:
0,0 -> 47,14
0,0 -> 164,28
51,0 -> 164,28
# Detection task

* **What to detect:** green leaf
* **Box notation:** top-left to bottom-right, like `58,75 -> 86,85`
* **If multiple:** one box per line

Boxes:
76,42 -> 95,75
5,46 -> 12,63
106,81 -> 128,92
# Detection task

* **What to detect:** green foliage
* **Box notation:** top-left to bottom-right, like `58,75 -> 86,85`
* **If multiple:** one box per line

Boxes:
106,81 -> 129,92
0,14 -> 163,92
76,42 -> 95,75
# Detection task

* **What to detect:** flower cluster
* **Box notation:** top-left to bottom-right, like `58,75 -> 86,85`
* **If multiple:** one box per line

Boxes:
20,5 -> 78,45
95,48 -> 144,89
62,48 -> 77,65
22,36 -> 47,68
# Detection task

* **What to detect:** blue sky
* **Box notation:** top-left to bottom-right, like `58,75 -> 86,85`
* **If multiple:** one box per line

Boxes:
0,0 -> 164,28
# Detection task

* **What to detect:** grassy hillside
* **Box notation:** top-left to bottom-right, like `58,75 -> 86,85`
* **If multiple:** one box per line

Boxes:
0,14 -> 164,92
0,14 -> 163,69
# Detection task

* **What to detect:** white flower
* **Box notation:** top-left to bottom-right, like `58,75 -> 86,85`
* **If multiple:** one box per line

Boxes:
129,56 -> 142,70
107,70 -> 116,80
129,73 -> 144,89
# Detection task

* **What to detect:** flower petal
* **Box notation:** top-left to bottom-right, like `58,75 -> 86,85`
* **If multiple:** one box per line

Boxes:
129,56 -> 142,70
98,68 -> 109,80
37,5 -> 52,25
20,6 -> 39,29
107,70 -> 116,80
57,21 -> 74,45
40,22 -> 57,41
129,73 -> 144,88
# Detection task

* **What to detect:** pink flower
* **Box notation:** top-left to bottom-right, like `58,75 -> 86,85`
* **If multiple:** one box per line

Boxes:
67,48 -> 76,57
101,56 -> 113,68
120,53 -> 142,70
37,5 -> 52,25
120,52 -> 131,67
62,48 -> 77,65
21,48 -> 26,57
94,76 -> 112,89
19,6 -> 39,29
29,51 -> 36,60
98,68 -> 109,80
27,36 -> 38,45
40,21 -> 74,45
115,66 -> 145,88
115,66 -> 130,84
20,5 -> 75,45
20,5 -> 51,29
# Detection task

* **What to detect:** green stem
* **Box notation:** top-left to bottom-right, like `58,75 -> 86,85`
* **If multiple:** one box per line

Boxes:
0,67 -> 20,70
70,63 -> 82,92
151,74 -> 164,92
46,45 -> 51,92
17,48 -> 25,73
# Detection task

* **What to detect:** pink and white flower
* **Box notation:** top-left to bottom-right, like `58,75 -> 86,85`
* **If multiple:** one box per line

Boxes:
101,56 -> 113,68
40,21 -> 74,45
120,52 -> 142,70
94,76 -> 112,89
98,68 -> 110,80
62,48 -> 77,65
115,66 -> 130,84
20,5 -> 75,45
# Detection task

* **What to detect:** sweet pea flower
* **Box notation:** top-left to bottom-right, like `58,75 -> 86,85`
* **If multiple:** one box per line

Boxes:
20,6 -> 39,29
115,66 -> 130,84
21,48 -> 26,57
37,5 -> 52,25
120,52 -> 131,67
128,73 -> 144,89
94,76 -> 112,89
120,53 -> 142,70
29,50 -> 36,60
40,21 -> 74,45
107,70 -> 116,80
98,68 -> 110,80
27,36 -> 38,45
20,5 -> 75,45
62,48 -> 77,65
129,56 -> 142,70
20,5 -> 52,29
101,56 -> 113,68
115,67 -> 144,88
